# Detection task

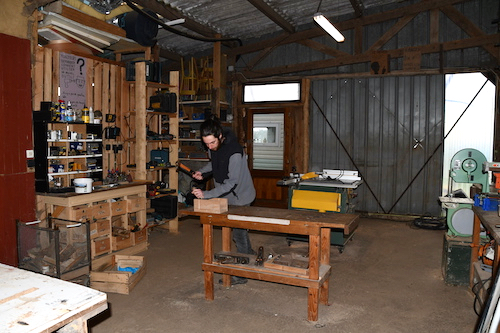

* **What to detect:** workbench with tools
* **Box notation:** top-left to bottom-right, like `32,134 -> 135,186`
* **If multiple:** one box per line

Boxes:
179,204 -> 359,322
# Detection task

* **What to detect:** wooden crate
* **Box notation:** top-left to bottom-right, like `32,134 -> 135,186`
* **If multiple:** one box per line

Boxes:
90,255 -> 146,294
91,236 -> 111,258
112,234 -> 134,251
127,196 -> 147,213
111,200 -> 127,216
89,219 -> 111,239
92,202 -> 111,219
194,198 -> 228,213
132,229 -> 148,245
56,204 -> 92,221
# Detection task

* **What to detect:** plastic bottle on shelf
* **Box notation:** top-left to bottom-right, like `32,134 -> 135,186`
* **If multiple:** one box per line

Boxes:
82,106 -> 90,123
58,100 -> 66,122
89,107 -> 94,124
66,101 -> 74,122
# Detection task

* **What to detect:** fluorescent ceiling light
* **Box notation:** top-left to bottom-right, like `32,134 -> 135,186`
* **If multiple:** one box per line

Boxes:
314,13 -> 344,43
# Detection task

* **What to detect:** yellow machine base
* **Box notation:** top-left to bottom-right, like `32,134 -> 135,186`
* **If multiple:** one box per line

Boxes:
291,189 -> 341,213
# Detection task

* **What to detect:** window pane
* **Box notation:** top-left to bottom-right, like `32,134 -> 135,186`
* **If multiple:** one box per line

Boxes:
244,83 -> 300,102
252,114 -> 284,170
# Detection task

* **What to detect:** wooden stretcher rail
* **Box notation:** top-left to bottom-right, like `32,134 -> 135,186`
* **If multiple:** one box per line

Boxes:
180,205 -> 359,322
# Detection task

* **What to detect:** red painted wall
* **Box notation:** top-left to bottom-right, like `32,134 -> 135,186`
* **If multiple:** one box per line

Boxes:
0,33 -> 36,266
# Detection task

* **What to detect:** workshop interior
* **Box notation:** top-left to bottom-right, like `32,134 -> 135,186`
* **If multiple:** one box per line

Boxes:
1,0 -> 500,331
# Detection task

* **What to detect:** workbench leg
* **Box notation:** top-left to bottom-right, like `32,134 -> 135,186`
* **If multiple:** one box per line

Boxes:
320,228 -> 331,305
204,270 -> 214,300
309,234 -> 320,280
203,223 -> 214,300
470,214 -> 482,287
221,227 -> 232,287
307,287 -> 320,322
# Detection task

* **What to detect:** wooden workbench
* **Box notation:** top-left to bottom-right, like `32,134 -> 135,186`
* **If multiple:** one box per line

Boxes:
471,206 -> 500,284
0,263 -> 107,332
179,206 -> 359,322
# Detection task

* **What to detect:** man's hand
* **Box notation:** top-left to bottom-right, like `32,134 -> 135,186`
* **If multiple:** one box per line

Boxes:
192,188 -> 204,199
192,171 -> 203,180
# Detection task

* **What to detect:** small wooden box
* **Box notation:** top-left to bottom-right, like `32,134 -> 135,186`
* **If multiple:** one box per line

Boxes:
56,204 -> 92,221
194,198 -> 228,213
112,234 -> 134,251
89,219 -> 111,239
92,202 -> 111,219
132,229 -> 148,245
90,255 -> 146,294
111,200 -> 127,216
127,196 -> 147,213
91,236 -> 111,258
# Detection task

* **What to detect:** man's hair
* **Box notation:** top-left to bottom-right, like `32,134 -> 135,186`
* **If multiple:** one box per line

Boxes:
200,115 -> 223,138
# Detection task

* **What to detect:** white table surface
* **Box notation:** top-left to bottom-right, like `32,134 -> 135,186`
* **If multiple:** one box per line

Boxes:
0,263 -> 107,333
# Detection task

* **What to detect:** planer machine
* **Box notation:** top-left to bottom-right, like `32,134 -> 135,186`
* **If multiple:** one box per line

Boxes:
279,169 -> 362,252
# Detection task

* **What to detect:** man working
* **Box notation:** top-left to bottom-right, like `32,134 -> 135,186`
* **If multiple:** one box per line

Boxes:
191,116 -> 256,285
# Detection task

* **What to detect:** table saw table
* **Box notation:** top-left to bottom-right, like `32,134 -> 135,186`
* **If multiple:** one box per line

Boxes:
179,205 -> 359,321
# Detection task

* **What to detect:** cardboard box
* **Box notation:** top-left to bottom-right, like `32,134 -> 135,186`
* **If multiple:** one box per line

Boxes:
90,255 -> 146,294
194,198 -> 228,213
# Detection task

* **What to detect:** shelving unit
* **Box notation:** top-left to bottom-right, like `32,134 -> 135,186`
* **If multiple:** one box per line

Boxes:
124,62 -> 180,232
33,117 -> 103,192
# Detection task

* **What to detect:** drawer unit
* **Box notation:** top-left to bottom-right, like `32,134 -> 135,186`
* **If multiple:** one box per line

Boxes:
111,200 -> 127,216
132,229 -> 148,245
89,219 -> 111,239
112,235 -> 134,251
56,204 -> 93,221
128,196 -> 147,213
92,236 -> 112,258
92,202 -> 111,219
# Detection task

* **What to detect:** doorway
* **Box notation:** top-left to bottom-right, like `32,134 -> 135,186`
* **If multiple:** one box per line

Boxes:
247,108 -> 289,208
442,73 -> 495,196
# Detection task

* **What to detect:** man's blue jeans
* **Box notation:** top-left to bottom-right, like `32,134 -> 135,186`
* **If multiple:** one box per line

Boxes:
232,228 -> 253,254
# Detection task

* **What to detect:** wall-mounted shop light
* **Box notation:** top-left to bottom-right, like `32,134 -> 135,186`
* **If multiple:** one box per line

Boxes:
313,12 -> 344,43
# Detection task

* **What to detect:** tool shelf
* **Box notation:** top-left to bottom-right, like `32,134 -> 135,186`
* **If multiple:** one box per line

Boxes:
33,117 -> 103,192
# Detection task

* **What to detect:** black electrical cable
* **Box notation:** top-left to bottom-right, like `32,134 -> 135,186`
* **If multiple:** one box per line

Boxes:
411,215 -> 446,230
473,277 -> 492,316
123,0 -> 243,46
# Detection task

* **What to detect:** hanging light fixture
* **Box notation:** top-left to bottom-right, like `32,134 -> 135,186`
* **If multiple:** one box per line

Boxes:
314,0 -> 345,43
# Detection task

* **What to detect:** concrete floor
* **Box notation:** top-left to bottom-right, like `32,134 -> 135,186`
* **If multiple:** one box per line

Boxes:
89,217 -> 479,333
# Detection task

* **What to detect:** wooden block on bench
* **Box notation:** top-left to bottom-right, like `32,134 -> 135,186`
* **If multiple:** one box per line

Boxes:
194,198 -> 228,213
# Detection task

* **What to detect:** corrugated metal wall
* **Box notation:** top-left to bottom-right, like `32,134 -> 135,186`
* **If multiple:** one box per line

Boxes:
310,75 -> 445,216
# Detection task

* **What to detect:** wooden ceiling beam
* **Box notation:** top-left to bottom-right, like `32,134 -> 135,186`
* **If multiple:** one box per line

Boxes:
228,0 -> 470,57
131,0 -> 216,37
348,0 -> 364,18
440,4 -> 500,61
240,33 -> 500,79
246,0 -> 295,33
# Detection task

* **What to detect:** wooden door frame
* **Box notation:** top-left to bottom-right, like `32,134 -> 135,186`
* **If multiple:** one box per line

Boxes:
246,107 -> 290,208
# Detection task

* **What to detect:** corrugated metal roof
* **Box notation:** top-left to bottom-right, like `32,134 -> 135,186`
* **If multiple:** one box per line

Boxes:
155,0 -> 407,56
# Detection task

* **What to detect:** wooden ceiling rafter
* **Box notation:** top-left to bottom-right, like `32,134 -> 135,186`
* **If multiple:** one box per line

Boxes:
227,0 -> 471,57
239,33 -> 500,79
247,0 -> 296,33
232,0 -> 499,79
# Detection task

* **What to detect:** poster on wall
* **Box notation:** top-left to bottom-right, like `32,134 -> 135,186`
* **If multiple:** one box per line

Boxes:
59,52 -> 86,110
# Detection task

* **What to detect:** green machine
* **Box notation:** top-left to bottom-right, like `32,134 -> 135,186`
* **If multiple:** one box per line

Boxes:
280,169 -> 362,253
443,148 -> 489,237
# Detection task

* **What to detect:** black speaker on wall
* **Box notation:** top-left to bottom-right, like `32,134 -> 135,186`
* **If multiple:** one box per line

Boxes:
119,10 -> 158,47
